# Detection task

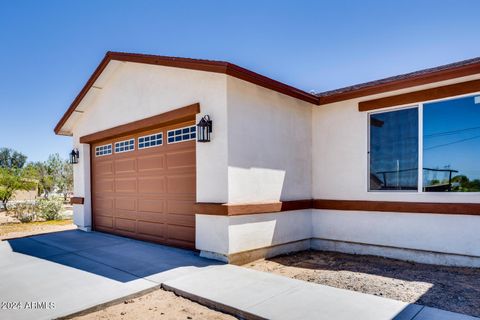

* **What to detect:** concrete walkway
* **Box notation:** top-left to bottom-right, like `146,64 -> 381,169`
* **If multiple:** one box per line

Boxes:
163,264 -> 479,320
0,230 -> 221,320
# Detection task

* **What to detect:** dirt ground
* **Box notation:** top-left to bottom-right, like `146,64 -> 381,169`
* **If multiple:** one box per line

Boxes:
245,250 -> 480,317
0,204 -> 75,240
0,219 -> 76,240
0,205 -> 73,224
73,288 -> 236,320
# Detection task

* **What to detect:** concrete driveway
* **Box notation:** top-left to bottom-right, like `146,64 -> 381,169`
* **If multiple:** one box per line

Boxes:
2,230 -> 478,320
0,230 -> 221,320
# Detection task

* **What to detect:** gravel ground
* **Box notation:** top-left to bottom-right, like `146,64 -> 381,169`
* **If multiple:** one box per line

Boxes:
73,288 -> 236,320
245,250 -> 480,317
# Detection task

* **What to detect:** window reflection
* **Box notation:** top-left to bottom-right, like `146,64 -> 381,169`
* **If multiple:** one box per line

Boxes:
423,95 -> 480,192
369,108 -> 418,191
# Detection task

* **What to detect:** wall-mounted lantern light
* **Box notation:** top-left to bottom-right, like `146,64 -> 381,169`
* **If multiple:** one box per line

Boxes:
197,115 -> 213,142
69,148 -> 80,164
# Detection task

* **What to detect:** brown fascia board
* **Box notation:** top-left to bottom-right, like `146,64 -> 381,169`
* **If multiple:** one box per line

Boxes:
53,51 -> 319,135
54,53 -> 480,135
317,57 -> 480,105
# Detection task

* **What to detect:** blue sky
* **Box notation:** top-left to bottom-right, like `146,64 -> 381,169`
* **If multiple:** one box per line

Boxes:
1,0 -> 480,162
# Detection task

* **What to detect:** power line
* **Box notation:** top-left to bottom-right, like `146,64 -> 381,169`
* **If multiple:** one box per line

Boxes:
424,125 -> 480,138
424,134 -> 480,150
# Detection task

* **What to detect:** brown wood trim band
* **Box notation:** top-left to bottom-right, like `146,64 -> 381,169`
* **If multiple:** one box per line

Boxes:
70,197 -> 84,205
196,199 -> 480,216
313,199 -> 480,216
194,199 -> 313,216
359,79 -> 480,111
79,103 -> 200,144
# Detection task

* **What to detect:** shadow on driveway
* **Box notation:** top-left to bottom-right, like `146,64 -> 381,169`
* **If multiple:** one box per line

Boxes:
6,229 -> 222,283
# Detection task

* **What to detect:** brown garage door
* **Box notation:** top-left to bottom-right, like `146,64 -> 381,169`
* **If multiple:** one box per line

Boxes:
91,121 -> 196,249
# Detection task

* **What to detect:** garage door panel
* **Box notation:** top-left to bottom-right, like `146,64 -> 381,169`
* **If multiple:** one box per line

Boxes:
138,177 -> 166,194
167,225 -> 195,243
94,197 -> 114,211
138,199 -> 164,213
115,209 -> 137,220
165,214 -> 195,228
167,175 -> 196,194
95,179 -> 114,193
137,211 -> 164,223
115,178 -> 137,193
92,121 -> 196,249
95,216 -> 113,229
167,200 -> 195,215
95,161 -> 114,175
94,210 -> 114,220
137,221 -> 166,238
115,158 -> 137,174
115,198 -> 136,211
166,150 -> 195,169
115,218 -> 136,232
138,154 -> 165,172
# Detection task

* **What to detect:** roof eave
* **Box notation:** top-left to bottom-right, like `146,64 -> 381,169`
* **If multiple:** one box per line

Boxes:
317,58 -> 480,105
54,52 -> 319,135
54,53 -> 480,136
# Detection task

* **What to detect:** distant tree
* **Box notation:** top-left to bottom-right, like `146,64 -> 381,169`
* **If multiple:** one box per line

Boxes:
57,160 -> 73,201
0,148 -> 33,209
26,154 -> 73,199
466,179 -> 480,192
27,162 -> 55,198
452,175 -> 469,185
0,148 -> 27,169
0,167 -> 36,209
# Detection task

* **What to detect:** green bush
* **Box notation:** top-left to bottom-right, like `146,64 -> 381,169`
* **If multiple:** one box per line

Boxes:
38,197 -> 64,221
6,202 -> 37,223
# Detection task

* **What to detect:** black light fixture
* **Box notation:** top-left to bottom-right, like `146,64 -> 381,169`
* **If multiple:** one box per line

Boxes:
196,115 -> 213,142
69,148 -> 80,164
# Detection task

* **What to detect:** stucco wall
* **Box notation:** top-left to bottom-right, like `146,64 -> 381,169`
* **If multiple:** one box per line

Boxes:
71,61 -> 230,229
312,74 -> 480,203
311,209 -> 480,258
197,209 -> 480,265
226,77 -> 313,203
196,210 -> 312,256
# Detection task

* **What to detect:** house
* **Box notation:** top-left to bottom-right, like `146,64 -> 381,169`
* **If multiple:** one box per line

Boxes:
55,52 -> 480,266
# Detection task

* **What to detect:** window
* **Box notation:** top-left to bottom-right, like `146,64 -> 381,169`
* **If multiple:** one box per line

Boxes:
368,94 -> 480,193
114,139 -> 135,153
423,95 -> 480,192
95,144 -> 112,157
167,125 -> 196,144
369,108 -> 418,191
139,132 -> 162,149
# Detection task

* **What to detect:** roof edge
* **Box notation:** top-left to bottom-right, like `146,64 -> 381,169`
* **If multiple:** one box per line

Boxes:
55,52 -> 480,135
54,51 -> 318,135
317,56 -> 480,105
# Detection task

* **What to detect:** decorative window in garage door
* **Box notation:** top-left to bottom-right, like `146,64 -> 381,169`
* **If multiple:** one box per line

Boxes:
95,144 -> 112,157
114,139 -> 135,153
138,132 -> 163,149
167,125 -> 196,144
